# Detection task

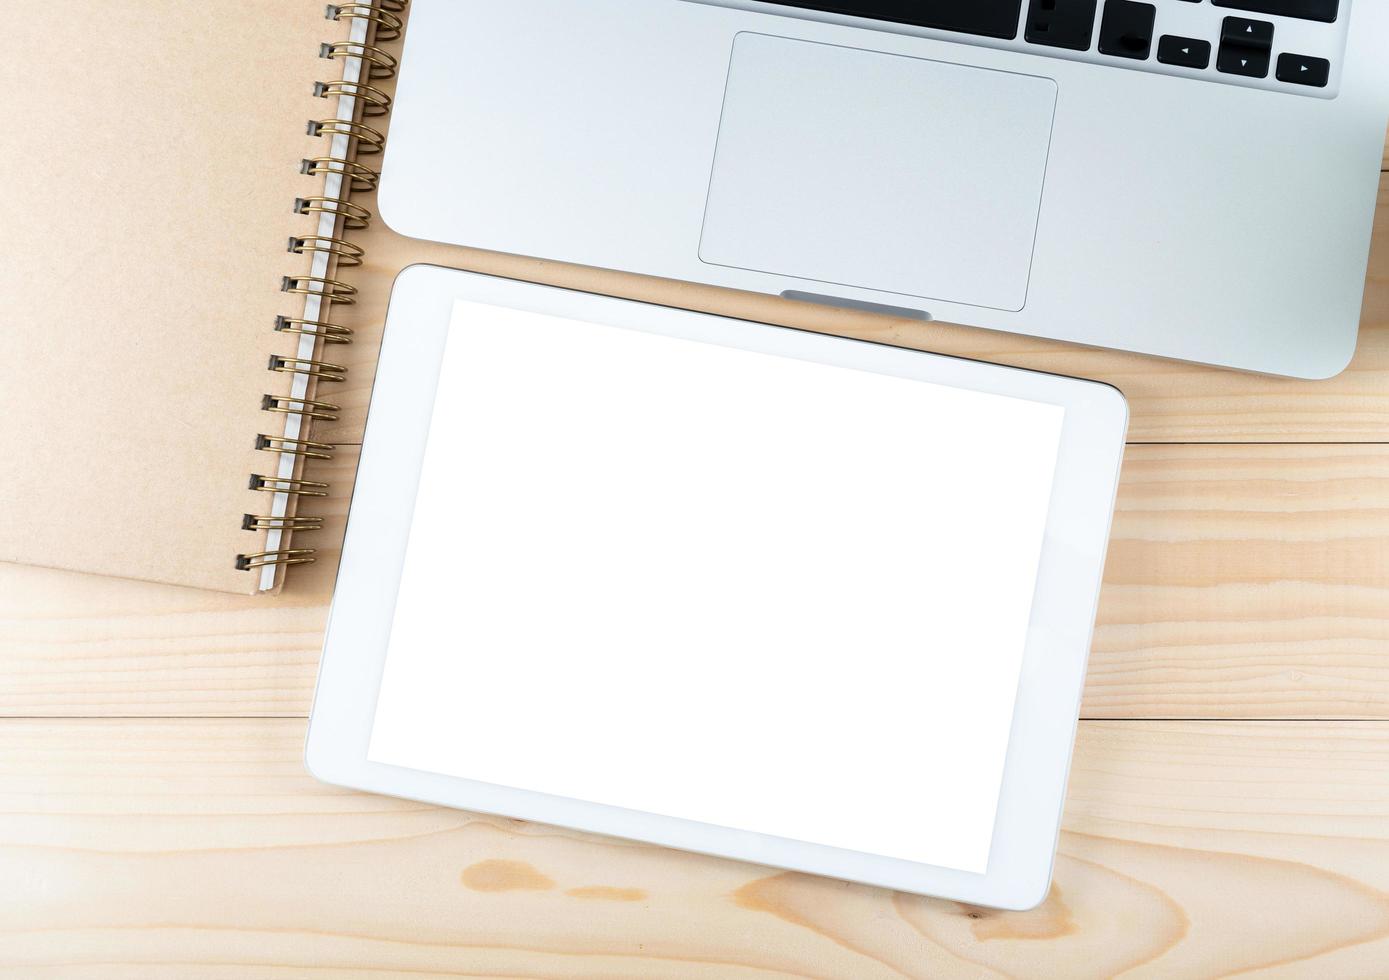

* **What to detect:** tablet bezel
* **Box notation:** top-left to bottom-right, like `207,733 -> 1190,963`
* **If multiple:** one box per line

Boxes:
306,264 -> 1127,911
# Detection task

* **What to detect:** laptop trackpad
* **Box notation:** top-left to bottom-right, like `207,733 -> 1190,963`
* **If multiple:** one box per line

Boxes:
699,34 -> 1057,312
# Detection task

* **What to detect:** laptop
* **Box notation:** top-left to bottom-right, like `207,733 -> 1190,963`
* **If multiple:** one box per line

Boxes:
378,0 -> 1389,379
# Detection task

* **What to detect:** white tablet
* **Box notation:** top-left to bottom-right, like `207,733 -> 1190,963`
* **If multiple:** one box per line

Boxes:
307,265 -> 1127,910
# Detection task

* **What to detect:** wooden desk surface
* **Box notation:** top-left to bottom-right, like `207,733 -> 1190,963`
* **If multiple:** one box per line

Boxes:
1,144 -> 1387,976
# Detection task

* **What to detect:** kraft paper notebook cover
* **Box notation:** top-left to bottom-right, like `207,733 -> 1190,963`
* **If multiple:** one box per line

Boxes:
1,1 -> 404,594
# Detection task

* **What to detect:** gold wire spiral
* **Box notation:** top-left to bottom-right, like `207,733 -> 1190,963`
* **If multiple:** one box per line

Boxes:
300,156 -> 380,193
319,40 -> 399,79
289,233 -> 366,266
269,355 -> 349,382
328,3 -> 404,42
243,514 -> 328,532
251,475 -> 331,498
275,315 -> 354,344
262,394 -> 342,422
256,434 -> 337,460
295,196 -> 371,229
309,118 -> 386,154
313,79 -> 393,117
237,549 -> 318,571
281,275 -> 358,304
244,0 -> 406,578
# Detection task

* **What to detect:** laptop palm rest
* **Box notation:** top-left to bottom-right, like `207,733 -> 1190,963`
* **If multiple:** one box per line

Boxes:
699,33 -> 1058,312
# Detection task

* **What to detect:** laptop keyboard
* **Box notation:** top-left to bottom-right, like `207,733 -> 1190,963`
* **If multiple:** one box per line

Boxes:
762,1 -> 1028,38
750,0 -> 1349,96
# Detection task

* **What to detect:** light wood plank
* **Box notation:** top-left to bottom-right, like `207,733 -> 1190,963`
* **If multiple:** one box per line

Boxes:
1086,443 -> 1389,719
0,719 -> 1387,977
0,452 -> 350,717
0,561 -> 324,717
4,446 -> 1389,720
316,175 -> 1389,446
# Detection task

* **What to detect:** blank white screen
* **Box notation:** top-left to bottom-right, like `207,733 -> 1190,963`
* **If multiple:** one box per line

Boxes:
368,300 -> 1065,874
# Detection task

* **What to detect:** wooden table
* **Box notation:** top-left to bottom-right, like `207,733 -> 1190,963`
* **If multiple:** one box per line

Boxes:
2,138 -> 1387,978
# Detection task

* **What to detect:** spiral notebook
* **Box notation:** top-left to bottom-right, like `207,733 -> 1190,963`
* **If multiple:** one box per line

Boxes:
0,1 -> 406,594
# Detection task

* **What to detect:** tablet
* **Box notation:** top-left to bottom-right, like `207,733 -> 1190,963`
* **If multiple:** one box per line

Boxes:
307,265 -> 1127,910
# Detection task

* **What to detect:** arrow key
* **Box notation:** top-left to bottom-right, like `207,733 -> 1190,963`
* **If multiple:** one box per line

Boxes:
1276,52 -> 1330,87
1220,16 -> 1275,48
1157,35 -> 1211,69
1217,43 -> 1270,77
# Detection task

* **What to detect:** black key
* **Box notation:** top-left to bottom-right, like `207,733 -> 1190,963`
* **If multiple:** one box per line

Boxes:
1157,35 -> 1211,68
1212,0 -> 1338,24
1098,0 -> 1156,60
1217,44 -> 1270,77
759,0 -> 1024,40
1220,16 -> 1275,48
1026,0 -> 1099,51
1277,52 -> 1330,86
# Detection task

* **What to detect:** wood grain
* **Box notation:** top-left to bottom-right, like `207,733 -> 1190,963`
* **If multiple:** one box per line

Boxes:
1087,443 -> 1389,719
317,175 -> 1389,447
4,445 -> 1388,721
1,718 -> 1387,978
0,452 -> 349,718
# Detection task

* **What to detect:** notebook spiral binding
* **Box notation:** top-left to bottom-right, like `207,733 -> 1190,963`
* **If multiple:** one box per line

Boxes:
238,0 -> 407,579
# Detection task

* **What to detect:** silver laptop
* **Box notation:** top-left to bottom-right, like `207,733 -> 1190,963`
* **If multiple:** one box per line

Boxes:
377,0 -> 1388,379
